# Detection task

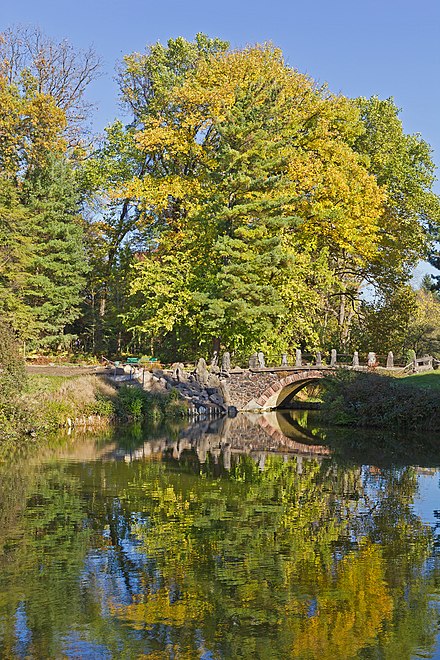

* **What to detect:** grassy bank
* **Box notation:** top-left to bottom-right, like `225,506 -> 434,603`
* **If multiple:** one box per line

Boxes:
399,372 -> 440,390
322,371 -> 440,431
0,373 -> 187,444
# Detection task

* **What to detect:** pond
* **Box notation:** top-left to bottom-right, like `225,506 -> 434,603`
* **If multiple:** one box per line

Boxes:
0,412 -> 439,659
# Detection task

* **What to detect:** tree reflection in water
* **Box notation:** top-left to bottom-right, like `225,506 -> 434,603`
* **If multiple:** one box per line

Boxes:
0,416 -> 439,659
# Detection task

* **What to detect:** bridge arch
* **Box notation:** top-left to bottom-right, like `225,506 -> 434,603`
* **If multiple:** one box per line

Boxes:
254,370 -> 324,410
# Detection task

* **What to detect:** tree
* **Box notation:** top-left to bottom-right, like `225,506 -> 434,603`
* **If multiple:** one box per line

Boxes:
121,44 -> 383,357
0,43 -> 90,349
354,97 -> 440,293
0,25 -> 101,143
20,159 -> 88,348
78,35 -> 229,352
404,288 -> 440,357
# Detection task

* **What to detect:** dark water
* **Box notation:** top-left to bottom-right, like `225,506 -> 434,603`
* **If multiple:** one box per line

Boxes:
0,412 -> 440,659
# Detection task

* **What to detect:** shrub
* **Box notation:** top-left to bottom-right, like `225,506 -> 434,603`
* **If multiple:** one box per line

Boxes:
322,370 -> 440,430
116,385 -> 187,422
0,321 -> 26,402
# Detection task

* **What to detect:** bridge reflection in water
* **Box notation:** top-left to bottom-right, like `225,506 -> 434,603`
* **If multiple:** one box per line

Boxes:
103,411 -> 331,471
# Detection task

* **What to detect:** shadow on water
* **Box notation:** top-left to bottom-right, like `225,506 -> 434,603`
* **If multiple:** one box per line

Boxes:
0,413 -> 440,658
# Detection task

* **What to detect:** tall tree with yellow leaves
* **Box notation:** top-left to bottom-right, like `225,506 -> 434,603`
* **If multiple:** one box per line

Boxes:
122,45 -> 384,356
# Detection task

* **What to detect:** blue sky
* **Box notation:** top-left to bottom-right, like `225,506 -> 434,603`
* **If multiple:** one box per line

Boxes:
3,0 -> 440,278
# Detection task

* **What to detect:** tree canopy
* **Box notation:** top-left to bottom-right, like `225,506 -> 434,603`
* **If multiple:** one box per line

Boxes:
1,28 -> 439,359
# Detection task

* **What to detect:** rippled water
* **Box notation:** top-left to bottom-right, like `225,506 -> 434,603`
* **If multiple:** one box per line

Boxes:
0,412 -> 439,659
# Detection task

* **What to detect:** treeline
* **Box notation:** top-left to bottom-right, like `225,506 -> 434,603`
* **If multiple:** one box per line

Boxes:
1,28 -> 440,361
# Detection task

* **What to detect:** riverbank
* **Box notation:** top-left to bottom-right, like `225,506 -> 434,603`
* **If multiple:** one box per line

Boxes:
321,370 -> 440,430
0,372 -> 188,444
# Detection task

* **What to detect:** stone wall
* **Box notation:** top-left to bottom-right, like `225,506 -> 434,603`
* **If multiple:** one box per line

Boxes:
224,371 -> 288,410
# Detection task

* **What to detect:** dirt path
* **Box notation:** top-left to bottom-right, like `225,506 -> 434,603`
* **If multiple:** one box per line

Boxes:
26,364 -> 110,377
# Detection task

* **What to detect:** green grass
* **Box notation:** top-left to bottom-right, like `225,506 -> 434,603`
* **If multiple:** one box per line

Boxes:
26,374 -> 70,395
400,372 -> 440,390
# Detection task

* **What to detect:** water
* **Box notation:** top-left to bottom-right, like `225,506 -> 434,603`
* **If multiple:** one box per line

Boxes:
0,412 -> 439,659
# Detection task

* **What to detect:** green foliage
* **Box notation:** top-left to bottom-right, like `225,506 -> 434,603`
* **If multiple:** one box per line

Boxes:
0,321 -> 29,441
116,385 -> 187,421
0,68 -> 88,349
1,31 -> 440,360
0,320 -> 26,400
18,158 -> 89,348
358,286 -> 440,358
322,370 -> 440,429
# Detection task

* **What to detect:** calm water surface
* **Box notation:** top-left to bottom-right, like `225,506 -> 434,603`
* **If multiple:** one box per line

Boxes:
0,412 -> 439,659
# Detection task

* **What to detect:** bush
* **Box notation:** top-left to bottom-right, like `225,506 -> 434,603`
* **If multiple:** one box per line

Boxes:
116,385 -> 187,422
0,321 -> 26,402
322,370 -> 440,430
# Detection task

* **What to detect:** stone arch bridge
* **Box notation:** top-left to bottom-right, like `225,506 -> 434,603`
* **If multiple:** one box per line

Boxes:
224,369 -> 326,411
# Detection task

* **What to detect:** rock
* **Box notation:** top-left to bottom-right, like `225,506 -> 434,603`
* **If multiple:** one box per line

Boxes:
221,351 -> 231,373
295,349 -> 302,367
194,358 -> 209,385
353,351 -> 359,367
206,373 -> 221,388
171,362 -> 186,381
367,352 -> 376,367
387,351 -> 394,368
281,353 -> 288,366
209,393 -> 224,406
330,349 -> 337,367
315,351 -> 322,367
257,351 -> 266,368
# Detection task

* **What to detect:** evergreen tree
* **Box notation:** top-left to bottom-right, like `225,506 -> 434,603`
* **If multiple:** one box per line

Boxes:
19,158 -> 89,349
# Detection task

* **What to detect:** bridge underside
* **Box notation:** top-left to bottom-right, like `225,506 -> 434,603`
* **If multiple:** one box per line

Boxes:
244,371 -> 325,411
271,379 -> 322,408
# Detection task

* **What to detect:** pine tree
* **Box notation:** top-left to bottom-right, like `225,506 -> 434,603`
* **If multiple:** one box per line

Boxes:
19,158 -> 89,349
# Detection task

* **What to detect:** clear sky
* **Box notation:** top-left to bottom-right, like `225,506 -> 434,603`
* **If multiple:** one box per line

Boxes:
2,0 -> 440,277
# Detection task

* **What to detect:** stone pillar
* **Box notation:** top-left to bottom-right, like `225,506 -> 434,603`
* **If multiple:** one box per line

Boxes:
315,351 -> 322,367
257,351 -> 266,368
195,358 -> 209,385
330,349 -> 337,367
386,351 -> 394,369
249,353 -> 259,369
221,351 -> 231,373
295,349 -> 302,367
353,351 -> 359,367
281,353 -> 288,367
367,352 -> 376,367
172,362 -> 185,381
